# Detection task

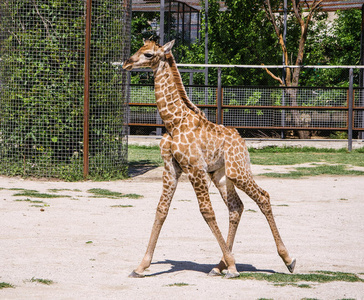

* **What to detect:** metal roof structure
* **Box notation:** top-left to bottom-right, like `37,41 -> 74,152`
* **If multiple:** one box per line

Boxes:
305,0 -> 364,11
131,1 -> 364,12
131,0 -> 201,12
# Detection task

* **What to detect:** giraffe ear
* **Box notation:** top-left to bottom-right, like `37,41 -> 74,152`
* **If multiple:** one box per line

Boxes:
162,40 -> 175,54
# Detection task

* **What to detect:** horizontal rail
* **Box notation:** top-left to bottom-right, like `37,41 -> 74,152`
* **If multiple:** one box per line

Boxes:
113,61 -> 364,69
129,102 -> 355,110
127,123 -> 352,131
176,64 -> 364,69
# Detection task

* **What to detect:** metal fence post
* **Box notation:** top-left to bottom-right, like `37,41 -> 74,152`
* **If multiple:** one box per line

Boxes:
217,67 -> 222,125
348,68 -> 354,151
83,0 -> 92,179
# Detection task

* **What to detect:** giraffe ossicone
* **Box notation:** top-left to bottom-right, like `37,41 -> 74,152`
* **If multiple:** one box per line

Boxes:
123,39 -> 296,278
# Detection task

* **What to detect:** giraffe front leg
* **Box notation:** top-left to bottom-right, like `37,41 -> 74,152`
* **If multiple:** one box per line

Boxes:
189,169 -> 240,278
129,138 -> 182,278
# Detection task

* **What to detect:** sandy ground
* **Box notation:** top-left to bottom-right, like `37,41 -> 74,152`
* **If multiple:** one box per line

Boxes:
1,165 -> 364,300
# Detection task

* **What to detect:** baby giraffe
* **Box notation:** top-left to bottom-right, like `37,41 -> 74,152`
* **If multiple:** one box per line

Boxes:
123,39 -> 296,278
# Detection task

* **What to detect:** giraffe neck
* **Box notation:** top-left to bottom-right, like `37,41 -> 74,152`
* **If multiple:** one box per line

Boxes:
153,53 -> 191,133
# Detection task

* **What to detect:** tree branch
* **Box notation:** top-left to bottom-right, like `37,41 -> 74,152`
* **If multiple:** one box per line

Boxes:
261,64 -> 284,86
264,0 -> 281,38
291,0 -> 304,26
32,0 -> 52,39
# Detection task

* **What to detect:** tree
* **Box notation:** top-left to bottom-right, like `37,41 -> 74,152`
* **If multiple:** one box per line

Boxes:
181,0 -> 281,86
302,9 -> 362,87
262,0 -> 324,138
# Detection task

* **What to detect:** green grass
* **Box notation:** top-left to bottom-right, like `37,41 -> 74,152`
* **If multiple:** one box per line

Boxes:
30,277 -> 54,285
13,189 -> 71,199
14,198 -> 44,203
165,282 -> 189,287
87,188 -> 143,199
110,205 -> 133,208
48,188 -> 82,192
249,146 -> 364,167
0,282 -> 14,289
261,164 -> 364,178
128,145 -> 364,171
128,145 -> 163,167
237,270 -> 364,288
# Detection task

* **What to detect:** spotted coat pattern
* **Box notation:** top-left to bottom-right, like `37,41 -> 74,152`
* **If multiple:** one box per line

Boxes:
123,40 -> 295,278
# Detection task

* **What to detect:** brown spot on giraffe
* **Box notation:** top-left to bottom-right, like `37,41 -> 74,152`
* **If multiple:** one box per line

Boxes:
123,39 -> 296,278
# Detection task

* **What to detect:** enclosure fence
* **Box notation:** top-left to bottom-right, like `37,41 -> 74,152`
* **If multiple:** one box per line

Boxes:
126,65 -> 364,150
0,0 -> 131,180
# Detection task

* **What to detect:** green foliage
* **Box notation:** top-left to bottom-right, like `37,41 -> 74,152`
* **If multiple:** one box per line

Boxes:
0,1 -> 128,180
302,9 -> 361,86
178,2 -> 360,87
0,282 -> 14,289
180,0 -> 281,86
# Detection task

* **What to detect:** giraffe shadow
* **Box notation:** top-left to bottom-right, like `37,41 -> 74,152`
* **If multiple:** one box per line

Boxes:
148,260 -> 275,277
128,161 -> 159,177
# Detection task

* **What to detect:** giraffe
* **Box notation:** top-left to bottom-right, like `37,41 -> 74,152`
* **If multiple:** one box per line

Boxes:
123,39 -> 296,278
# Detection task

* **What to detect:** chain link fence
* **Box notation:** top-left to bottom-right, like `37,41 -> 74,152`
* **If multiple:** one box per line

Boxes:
0,0 -> 131,180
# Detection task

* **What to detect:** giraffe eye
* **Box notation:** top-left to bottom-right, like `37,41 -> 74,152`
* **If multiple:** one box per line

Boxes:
144,53 -> 153,59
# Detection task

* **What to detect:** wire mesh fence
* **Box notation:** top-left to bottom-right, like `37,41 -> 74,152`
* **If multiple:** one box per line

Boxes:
0,0 -> 131,180
127,83 -> 364,140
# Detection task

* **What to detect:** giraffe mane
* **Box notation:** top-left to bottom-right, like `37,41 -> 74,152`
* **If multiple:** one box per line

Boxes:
165,53 -> 206,118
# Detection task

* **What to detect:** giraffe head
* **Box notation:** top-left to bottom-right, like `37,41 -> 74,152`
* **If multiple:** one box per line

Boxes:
123,39 -> 175,71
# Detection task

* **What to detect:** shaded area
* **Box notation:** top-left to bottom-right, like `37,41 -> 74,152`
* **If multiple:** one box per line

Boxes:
128,161 -> 160,177
149,260 -> 275,277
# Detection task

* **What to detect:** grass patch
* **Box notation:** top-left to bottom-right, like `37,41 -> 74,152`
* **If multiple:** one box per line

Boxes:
47,188 -> 81,193
123,193 -> 143,199
85,241 -> 93,244
237,271 -> 364,286
246,209 -> 257,213
87,188 -> 143,199
249,146 -> 364,167
128,145 -> 364,172
13,189 -> 70,198
128,145 -> 163,166
30,277 -> 54,285
14,198 -> 44,203
110,205 -> 133,208
0,282 -> 14,289
261,164 -> 364,178
165,282 -> 189,287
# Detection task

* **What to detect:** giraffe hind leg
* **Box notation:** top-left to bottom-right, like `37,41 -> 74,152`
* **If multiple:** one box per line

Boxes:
189,168 -> 240,278
208,168 -> 244,276
226,168 -> 296,272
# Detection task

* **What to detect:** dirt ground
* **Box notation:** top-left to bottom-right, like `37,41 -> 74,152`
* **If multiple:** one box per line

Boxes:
1,164 -> 364,300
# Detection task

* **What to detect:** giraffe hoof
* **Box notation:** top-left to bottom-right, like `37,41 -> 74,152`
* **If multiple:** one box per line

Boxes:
224,271 -> 240,279
286,258 -> 296,273
208,268 -> 222,276
128,270 -> 145,278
